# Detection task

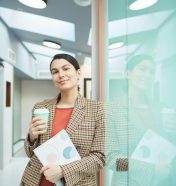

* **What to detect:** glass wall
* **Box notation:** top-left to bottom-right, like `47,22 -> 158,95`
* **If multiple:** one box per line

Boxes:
105,0 -> 176,185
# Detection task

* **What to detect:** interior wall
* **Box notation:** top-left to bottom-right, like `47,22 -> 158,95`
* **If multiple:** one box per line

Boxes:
0,63 -> 4,169
21,80 -> 58,138
13,76 -> 22,144
0,62 -> 14,169
0,19 -> 36,78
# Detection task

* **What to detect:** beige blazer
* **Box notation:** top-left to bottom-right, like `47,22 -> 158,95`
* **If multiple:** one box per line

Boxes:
21,94 -> 105,186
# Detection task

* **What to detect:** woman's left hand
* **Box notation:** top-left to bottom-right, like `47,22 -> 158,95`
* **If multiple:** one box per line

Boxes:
40,164 -> 64,183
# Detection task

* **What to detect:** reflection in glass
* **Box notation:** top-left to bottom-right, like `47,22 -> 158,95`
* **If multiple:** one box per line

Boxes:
105,0 -> 176,185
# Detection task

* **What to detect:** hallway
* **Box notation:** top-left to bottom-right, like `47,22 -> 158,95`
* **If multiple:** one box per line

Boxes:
0,157 -> 29,186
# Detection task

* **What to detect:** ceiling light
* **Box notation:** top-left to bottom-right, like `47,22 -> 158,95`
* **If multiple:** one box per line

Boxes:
43,40 -> 61,49
109,42 -> 124,50
18,0 -> 47,9
73,0 -> 91,7
129,0 -> 158,10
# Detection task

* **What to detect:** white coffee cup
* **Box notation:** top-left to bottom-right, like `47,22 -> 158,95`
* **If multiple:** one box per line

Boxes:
33,108 -> 49,132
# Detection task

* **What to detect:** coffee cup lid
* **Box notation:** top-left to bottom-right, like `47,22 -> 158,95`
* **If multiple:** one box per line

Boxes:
34,108 -> 49,114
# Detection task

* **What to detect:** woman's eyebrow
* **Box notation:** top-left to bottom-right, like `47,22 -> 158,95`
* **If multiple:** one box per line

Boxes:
51,64 -> 71,71
51,68 -> 58,71
62,64 -> 71,68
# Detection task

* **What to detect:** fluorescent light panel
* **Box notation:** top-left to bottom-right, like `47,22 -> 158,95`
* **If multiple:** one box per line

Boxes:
129,0 -> 158,11
109,44 -> 138,58
74,0 -> 91,6
109,9 -> 174,39
87,10 -> 173,46
0,7 -> 75,41
23,42 -> 75,57
109,42 -> 124,49
18,0 -> 47,9
43,40 -> 61,49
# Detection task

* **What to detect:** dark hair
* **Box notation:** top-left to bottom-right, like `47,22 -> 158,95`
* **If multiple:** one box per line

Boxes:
50,53 -> 80,72
126,54 -> 154,71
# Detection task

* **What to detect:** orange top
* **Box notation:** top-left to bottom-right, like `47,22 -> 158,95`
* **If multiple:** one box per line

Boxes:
40,107 -> 73,186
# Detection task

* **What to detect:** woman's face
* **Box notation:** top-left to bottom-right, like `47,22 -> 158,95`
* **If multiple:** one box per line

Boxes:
128,59 -> 156,90
50,58 -> 80,92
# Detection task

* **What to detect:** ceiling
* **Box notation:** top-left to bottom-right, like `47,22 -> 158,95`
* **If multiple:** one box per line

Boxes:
0,0 -> 91,65
0,0 -> 176,79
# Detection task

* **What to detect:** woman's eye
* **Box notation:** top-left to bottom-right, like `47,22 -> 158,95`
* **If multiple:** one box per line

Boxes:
52,70 -> 57,74
63,68 -> 69,71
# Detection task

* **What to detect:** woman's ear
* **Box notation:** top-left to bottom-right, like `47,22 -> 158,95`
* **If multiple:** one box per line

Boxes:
77,69 -> 81,80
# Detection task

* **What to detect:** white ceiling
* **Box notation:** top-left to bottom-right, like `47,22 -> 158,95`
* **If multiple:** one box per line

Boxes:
0,0 -> 91,65
0,0 -> 176,78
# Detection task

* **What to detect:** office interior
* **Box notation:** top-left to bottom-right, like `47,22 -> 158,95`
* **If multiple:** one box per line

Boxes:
0,0 -> 176,185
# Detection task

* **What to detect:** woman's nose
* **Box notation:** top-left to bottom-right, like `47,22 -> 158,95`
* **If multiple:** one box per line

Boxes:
58,71 -> 65,78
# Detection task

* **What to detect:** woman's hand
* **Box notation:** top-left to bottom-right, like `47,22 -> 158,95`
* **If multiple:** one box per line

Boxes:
29,117 -> 48,142
40,164 -> 64,183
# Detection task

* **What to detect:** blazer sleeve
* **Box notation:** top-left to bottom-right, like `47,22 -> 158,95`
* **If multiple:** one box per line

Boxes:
60,103 -> 105,186
24,104 -> 40,158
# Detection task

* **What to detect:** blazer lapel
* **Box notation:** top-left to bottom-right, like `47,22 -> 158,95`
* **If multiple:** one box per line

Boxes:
40,95 -> 86,143
66,94 -> 86,137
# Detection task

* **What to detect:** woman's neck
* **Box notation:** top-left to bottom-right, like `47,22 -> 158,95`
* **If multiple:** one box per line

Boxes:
57,90 -> 78,108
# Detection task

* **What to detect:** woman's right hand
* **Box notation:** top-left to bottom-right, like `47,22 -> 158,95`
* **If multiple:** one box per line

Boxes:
28,117 -> 48,142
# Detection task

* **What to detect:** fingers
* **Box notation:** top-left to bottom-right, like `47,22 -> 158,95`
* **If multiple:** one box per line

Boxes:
29,117 -> 48,141
31,117 -> 45,127
40,165 -> 50,174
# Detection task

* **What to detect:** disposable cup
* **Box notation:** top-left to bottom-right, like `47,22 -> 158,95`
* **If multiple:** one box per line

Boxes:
33,108 -> 49,132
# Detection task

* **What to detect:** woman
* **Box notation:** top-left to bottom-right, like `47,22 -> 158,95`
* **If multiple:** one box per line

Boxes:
105,54 -> 175,186
21,54 -> 105,186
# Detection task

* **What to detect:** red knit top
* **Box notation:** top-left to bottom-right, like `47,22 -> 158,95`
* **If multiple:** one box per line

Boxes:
40,108 -> 73,186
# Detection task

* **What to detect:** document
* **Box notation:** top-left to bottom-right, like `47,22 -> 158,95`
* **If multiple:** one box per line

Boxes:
34,129 -> 81,186
131,129 -> 176,164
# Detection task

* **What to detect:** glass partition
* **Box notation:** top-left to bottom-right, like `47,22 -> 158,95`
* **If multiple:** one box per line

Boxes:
105,0 -> 176,185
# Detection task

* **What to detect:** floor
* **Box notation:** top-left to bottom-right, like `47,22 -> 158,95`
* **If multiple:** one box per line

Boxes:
0,144 -> 29,186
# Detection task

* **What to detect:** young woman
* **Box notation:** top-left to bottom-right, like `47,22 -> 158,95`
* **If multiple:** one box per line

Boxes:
21,54 -> 105,186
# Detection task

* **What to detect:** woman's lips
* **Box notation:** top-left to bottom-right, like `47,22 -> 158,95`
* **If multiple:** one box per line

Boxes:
58,80 -> 68,85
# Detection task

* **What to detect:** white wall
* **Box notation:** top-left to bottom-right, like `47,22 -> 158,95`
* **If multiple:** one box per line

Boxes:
80,62 -> 91,96
0,63 -> 4,169
21,80 -> 58,138
0,62 -> 13,169
13,76 -> 22,143
0,19 -> 36,78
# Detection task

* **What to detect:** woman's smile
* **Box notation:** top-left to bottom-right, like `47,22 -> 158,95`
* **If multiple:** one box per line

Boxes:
58,79 -> 69,85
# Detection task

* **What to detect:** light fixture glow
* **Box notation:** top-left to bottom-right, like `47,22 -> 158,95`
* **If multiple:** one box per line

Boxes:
73,0 -> 91,7
18,0 -> 47,9
129,0 -> 158,10
43,40 -> 61,49
109,42 -> 124,50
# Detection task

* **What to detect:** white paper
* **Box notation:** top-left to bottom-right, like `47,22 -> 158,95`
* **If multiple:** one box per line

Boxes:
34,129 -> 81,185
131,129 -> 176,164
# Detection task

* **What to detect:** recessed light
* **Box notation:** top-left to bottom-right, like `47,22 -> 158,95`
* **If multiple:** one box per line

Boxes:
109,42 -> 124,49
129,0 -> 158,11
73,0 -> 91,7
43,40 -> 61,49
18,0 -> 47,9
